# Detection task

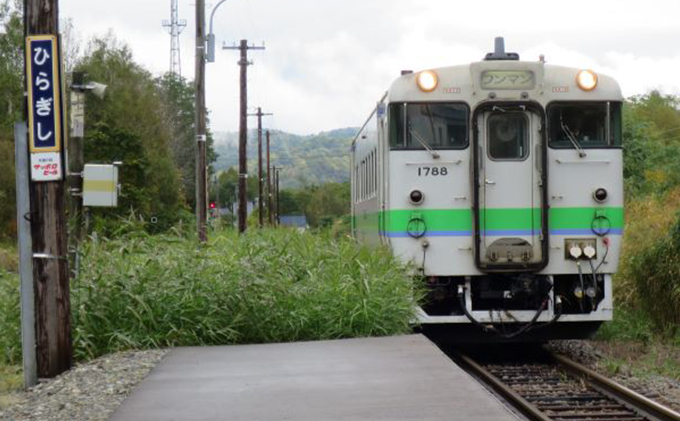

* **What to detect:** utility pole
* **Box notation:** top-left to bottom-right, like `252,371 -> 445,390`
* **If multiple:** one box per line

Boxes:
224,40 -> 264,233
266,130 -> 273,225
24,0 -> 73,378
68,72 -> 85,259
273,166 -> 281,226
247,107 -> 272,228
195,0 -> 208,242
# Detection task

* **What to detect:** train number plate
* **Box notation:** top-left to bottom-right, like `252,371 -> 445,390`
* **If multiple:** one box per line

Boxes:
417,166 -> 449,177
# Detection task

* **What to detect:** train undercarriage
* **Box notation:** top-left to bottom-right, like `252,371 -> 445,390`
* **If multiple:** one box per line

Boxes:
417,273 -> 612,342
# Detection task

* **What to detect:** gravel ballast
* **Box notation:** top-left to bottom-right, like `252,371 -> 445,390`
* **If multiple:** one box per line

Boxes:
549,340 -> 680,413
0,350 -> 167,421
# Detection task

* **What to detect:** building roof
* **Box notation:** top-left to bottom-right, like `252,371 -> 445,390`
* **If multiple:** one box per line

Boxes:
280,215 -> 308,228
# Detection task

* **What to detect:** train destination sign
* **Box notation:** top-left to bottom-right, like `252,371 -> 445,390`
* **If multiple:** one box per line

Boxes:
481,70 -> 535,90
26,35 -> 64,181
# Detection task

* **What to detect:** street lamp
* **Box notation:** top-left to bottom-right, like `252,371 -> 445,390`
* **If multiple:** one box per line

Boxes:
206,0 -> 230,63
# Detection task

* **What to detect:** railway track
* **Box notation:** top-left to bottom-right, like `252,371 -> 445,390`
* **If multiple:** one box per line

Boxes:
451,348 -> 680,421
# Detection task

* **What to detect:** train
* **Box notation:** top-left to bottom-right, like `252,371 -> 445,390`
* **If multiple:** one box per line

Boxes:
350,38 -> 623,341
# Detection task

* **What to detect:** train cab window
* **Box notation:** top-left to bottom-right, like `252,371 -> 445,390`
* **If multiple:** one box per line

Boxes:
389,103 -> 468,150
548,102 -> 622,149
487,113 -> 528,161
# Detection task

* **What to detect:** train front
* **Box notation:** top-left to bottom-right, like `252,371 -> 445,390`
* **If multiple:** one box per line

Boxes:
383,39 -> 623,341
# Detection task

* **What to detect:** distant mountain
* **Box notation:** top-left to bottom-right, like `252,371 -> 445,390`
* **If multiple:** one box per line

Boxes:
213,128 -> 359,189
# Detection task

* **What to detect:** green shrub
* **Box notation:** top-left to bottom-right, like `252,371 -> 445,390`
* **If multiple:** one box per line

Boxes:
596,306 -> 655,344
625,211 -> 680,335
69,229 -> 418,361
0,271 -> 20,365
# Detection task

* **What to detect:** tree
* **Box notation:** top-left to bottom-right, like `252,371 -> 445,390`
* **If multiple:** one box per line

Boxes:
75,35 -> 186,232
156,73 -> 215,209
0,1 -> 23,238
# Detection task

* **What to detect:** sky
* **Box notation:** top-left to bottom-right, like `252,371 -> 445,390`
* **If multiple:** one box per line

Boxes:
59,0 -> 680,135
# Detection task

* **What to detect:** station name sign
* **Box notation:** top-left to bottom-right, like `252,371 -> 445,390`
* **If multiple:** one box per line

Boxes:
26,35 -> 65,181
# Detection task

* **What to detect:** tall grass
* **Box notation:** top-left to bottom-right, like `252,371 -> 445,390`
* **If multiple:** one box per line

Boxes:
624,215 -> 680,335
614,188 -> 680,337
0,271 -> 20,365
67,229 -> 419,361
616,188 -> 680,306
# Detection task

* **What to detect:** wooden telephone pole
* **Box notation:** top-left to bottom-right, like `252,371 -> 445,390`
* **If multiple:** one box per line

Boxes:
24,0 -> 73,378
273,166 -> 281,225
266,130 -> 273,225
248,107 -> 272,227
195,0 -> 208,242
224,40 -> 264,233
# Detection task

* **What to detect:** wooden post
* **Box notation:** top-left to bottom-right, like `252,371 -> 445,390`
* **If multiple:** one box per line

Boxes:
266,130 -> 273,225
68,72 -> 85,277
25,0 -> 73,378
274,167 -> 281,226
256,108 -> 263,227
224,40 -> 264,233
247,107 -> 272,228
195,0 -> 208,242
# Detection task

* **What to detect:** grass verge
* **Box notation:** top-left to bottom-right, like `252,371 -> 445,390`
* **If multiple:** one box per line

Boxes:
0,228 -> 420,365
596,306 -> 680,380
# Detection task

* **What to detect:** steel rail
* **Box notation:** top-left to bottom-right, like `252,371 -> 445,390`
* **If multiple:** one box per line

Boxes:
454,352 -> 553,421
551,353 -> 680,421
455,350 -> 680,421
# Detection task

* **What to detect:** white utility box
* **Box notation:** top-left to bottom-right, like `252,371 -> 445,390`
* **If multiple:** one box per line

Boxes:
83,164 -> 120,207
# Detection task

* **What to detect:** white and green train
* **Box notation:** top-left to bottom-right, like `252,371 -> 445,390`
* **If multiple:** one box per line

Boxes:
351,38 -> 623,340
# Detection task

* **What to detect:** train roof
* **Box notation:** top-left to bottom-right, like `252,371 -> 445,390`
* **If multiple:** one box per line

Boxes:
387,61 -> 623,104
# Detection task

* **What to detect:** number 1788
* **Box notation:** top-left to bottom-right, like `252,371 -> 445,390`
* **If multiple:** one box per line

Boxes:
418,166 -> 448,177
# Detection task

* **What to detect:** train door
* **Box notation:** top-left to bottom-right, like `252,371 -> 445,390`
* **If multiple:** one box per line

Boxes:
475,107 -> 547,271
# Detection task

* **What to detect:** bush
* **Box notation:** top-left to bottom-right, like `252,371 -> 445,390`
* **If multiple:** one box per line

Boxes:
615,188 -> 680,307
624,210 -> 680,335
0,271 -> 20,365
69,229 -> 418,361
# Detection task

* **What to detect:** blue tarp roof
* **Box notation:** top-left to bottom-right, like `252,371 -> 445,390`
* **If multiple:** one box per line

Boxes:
280,215 -> 308,228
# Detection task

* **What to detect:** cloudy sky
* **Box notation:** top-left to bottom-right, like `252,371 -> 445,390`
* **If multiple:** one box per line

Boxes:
60,0 -> 680,135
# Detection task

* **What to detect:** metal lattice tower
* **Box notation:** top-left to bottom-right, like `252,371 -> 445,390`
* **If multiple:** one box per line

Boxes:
162,0 -> 187,76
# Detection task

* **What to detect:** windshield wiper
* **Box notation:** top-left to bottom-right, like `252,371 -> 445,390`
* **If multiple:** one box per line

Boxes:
560,120 -> 587,158
409,127 -> 440,159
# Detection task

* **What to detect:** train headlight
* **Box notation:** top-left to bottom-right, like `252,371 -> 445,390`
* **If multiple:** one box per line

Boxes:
573,286 -> 584,299
409,190 -> 425,205
586,286 -> 597,298
416,70 -> 438,92
593,188 -> 608,203
576,69 -> 598,91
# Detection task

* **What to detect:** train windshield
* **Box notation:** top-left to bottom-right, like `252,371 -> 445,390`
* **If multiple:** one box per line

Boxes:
389,103 -> 468,150
548,102 -> 622,148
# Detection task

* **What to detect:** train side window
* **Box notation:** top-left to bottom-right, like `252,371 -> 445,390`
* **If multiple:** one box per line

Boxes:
548,102 -> 621,148
609,102 -> 622,147
370,153 -> 373,197
389,103 -> 406,148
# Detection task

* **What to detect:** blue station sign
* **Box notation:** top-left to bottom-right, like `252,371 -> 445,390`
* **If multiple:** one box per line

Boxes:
26,35 -> 63,153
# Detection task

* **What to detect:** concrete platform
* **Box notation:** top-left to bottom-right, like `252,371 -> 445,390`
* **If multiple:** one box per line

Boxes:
109,335 -> 518,421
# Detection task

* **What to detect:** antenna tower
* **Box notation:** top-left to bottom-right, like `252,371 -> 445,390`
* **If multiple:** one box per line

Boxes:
162,0 -> 187,76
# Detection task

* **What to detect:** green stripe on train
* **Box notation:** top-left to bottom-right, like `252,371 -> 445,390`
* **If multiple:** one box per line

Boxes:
352,207 -> 624,232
